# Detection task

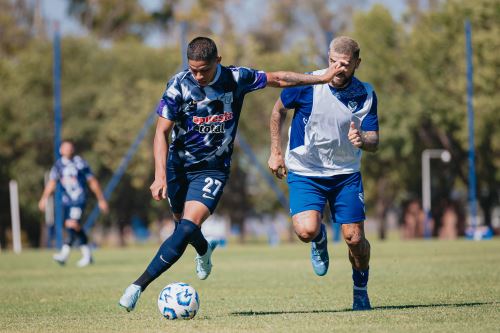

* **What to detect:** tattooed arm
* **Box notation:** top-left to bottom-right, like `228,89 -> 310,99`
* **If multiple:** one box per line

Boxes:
360,130 -> 379,152
268,98 -> 289,179
265,59 -> 348,88
348,122 -> 379,152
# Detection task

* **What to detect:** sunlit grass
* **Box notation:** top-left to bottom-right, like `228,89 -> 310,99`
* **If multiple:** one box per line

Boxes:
1,238 -> 499,332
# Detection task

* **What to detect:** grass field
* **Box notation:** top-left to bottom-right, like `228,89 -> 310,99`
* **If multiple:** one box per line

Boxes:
1,237 -> 499,333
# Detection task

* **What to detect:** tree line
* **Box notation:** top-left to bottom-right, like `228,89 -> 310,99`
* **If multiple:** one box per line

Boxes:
0,0 -> 498,247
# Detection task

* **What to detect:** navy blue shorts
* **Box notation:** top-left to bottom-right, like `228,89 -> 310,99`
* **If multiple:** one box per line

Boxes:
167,168 -> 229,215
287,171 -> 365,224
63,204 -> 86,223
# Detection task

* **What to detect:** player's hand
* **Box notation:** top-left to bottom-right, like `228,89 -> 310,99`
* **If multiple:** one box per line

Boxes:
321,59 -> 349,83
150,178 -> 167,201
348,122 -> 363,148
98,199 -> 109,214
268,154 -> 287,179
38,197 -> 47,212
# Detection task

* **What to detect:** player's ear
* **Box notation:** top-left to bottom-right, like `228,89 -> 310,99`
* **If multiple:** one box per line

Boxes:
355,58 -> 361,69
216,56 -> 222,64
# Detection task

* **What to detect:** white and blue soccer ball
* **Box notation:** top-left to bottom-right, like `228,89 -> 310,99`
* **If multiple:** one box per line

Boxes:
157,282 -> 200,320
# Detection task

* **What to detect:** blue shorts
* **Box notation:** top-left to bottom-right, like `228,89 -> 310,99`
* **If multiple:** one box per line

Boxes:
287,172 -> 365,224
167,167 -> 229,215
63,204 -> 86,223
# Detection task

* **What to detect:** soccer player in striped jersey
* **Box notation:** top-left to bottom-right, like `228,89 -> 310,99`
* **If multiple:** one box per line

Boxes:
38,140 -> 108,267
119,36 -> 347,312
268,36 -> 379,311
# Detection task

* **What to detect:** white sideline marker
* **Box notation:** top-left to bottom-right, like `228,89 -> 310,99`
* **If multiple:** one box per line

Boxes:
9,180 -> 22,254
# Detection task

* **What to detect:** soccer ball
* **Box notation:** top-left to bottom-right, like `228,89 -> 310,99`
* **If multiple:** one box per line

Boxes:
157,282 -> 200,320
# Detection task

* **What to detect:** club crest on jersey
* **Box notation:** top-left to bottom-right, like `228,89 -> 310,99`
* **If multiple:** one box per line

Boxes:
348,100 -> 358,112
222,92 -> 233,104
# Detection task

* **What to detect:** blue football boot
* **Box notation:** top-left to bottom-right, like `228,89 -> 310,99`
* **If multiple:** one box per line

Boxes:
310,224 -> 329,276
119,284 -> 142,312
353,288 -> 372,311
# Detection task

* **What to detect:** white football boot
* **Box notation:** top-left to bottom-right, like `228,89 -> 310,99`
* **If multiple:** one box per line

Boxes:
195,239 -> 218,280
52,244 -> 71,265
76,245 -> 93,267
119,284 -> 142,312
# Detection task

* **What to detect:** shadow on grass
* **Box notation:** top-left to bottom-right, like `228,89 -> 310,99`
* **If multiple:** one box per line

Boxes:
231,301 -> 495,316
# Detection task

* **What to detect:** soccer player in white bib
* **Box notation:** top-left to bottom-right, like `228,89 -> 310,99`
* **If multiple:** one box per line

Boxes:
268,36 -> 379,311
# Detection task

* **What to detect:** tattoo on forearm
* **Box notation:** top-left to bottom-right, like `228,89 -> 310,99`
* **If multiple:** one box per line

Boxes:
361,131 -> 379,152
279,72 -> 324,86
270,107 -> 286,154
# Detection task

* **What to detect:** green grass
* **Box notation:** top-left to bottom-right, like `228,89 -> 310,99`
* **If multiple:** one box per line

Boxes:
1,238 -> 499,332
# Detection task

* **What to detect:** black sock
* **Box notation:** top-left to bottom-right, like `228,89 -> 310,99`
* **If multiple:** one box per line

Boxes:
78,230 -> 88,245
312,223 -> 326,243
188,222 -> 208,255
134,270 -> 154,291
65,228 -> 77,246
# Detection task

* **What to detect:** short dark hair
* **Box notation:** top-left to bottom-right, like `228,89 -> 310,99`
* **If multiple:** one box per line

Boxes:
187,37 -> 218,62
329,36 -> 360,59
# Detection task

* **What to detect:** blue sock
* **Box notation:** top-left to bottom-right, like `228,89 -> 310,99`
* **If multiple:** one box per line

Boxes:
65,228 -> 77,246
168,219 -> 207,255
136,219 -> 202,290
312,224 -> 326,243
352,268 -> 369,289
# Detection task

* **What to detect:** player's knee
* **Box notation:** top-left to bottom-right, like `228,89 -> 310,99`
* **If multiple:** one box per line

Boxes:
176,220 -> 197,239
344,232 -> 364,248
65,220 -> 80,231
294,225 -> 318,242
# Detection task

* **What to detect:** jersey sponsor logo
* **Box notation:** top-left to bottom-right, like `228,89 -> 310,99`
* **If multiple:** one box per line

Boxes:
192,112 -> 233,125
193,112 -> 233,134
196,122 -> 226,133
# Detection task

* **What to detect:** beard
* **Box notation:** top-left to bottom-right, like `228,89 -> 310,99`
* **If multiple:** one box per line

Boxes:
331,72 -> 353,88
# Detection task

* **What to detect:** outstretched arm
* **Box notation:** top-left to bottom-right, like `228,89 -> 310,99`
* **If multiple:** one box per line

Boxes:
150,117 -> 174,201
88,177 -> 109,213
265,60 -> 348,88
268,98 -> 289,179
38,179 -> 57,211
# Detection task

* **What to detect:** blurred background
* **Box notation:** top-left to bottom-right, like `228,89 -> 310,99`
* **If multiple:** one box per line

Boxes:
1,0 -> 499,250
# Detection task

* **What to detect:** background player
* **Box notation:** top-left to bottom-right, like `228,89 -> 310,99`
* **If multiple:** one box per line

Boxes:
39,140 -> 109,267
119,36 -> 347,311
268,36 -> 379,310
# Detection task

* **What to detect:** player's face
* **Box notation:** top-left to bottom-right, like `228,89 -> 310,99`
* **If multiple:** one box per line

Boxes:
328,51 -> 360,88
59,142 -> 74,158
188,56 -> 222,87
